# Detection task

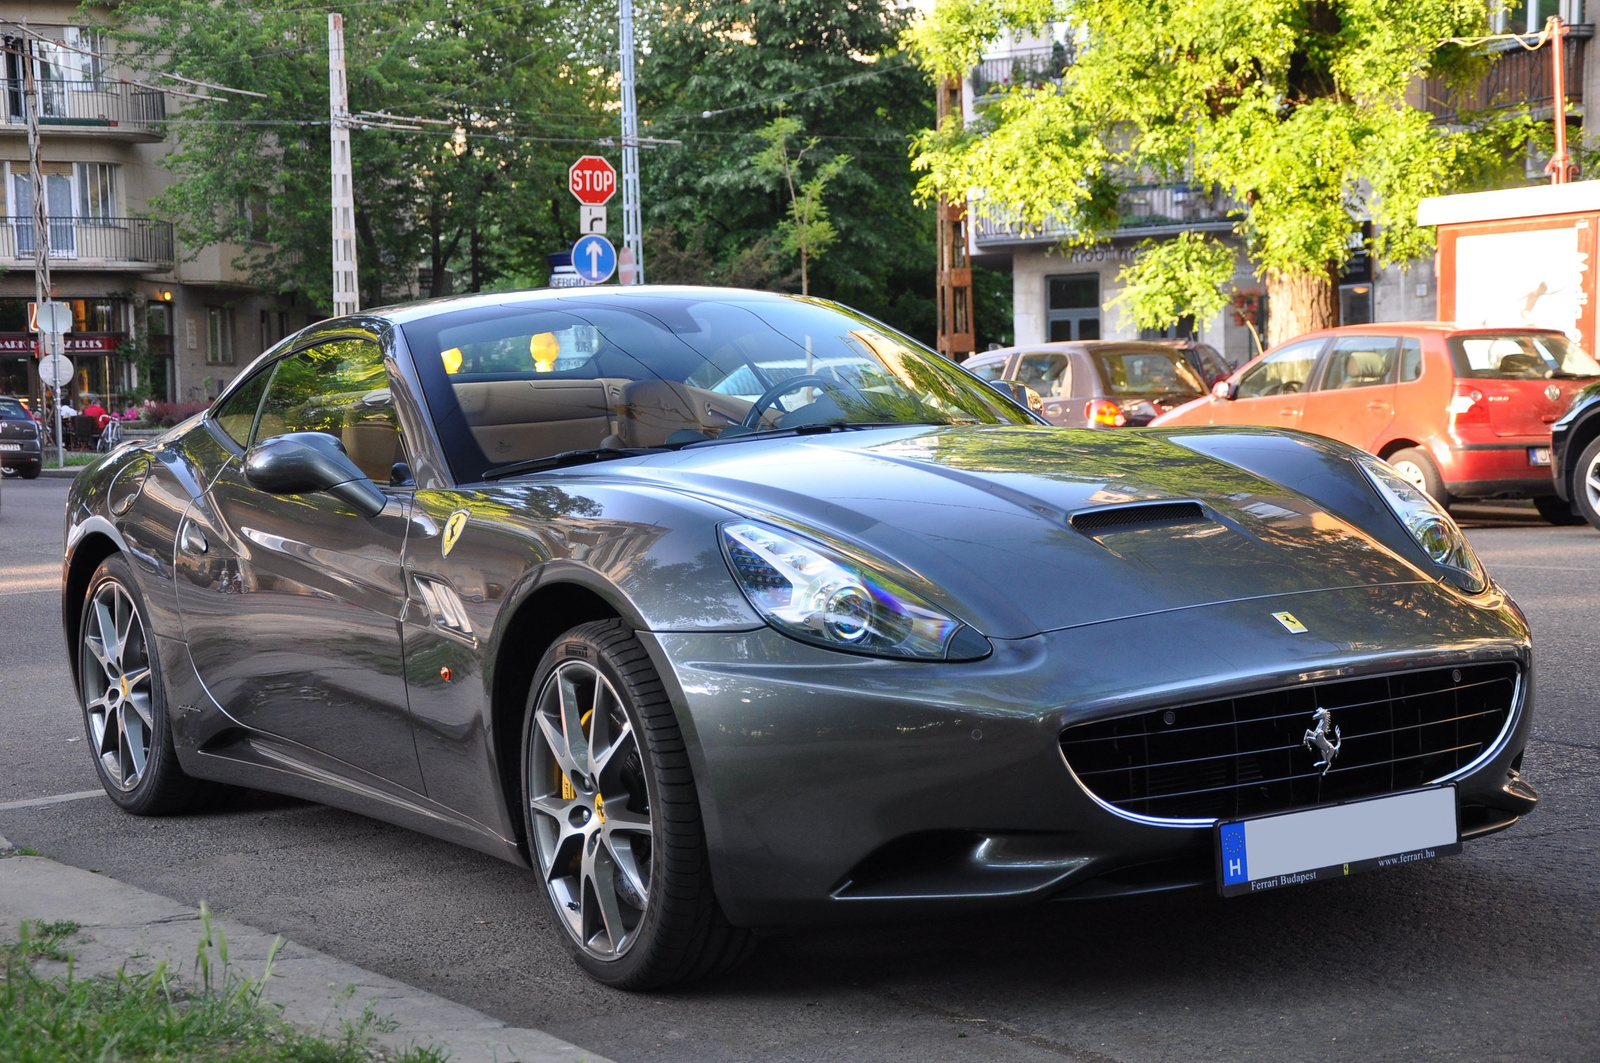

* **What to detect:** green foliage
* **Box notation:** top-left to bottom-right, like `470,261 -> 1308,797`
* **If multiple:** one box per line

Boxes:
101,0 -> 612,311
1,912 -> 446,1063
1110,233 -> 1235,333
751,116 -> 852,294
907,0 -> 1542,324
637,0 -> 938,341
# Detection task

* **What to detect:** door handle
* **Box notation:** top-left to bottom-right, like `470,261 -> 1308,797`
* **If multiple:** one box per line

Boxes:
1367,402 -> 1388,411
1278,409 -> 1296,418
180,521 -> 208,555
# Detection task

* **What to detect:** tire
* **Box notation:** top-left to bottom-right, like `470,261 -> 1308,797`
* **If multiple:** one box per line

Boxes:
1533,494 -> 1585,526
520,619 -> 753,989
1386,448 -> 1451,508
1574,436 -> 1600,532
77,555 -> 212,815
20,464 -> 40,480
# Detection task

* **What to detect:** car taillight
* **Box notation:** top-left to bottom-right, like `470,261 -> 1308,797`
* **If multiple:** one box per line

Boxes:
1447,383 -> 1489,426
1086,399 -> 1126,427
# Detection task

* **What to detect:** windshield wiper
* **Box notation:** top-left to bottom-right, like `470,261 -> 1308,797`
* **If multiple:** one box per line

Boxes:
482,446 -> 668,480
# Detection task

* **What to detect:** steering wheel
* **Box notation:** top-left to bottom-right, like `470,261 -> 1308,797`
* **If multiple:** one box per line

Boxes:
740,373 -> 865,429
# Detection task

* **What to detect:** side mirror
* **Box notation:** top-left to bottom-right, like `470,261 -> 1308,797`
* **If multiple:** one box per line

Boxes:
244,431 -> 387,518
1212,380 -> 1235,401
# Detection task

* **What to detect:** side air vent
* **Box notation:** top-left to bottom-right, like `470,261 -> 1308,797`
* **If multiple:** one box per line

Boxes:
1069,501 -> 1205,533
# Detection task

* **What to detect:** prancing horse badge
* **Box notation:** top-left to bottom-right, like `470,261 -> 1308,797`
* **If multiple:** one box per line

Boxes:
442,509 -> 470,557
1272,611 -> 1308,634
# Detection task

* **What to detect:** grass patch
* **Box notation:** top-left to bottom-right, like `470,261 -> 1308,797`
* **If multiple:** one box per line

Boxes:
1,907 -> 447,1062
41,452 -> 100,469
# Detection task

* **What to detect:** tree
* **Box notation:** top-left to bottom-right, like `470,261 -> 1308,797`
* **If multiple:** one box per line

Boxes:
751,116 -> 851,295
103,0 -> 611,311
636,0 -> 940,340
907,0 -> 1536,344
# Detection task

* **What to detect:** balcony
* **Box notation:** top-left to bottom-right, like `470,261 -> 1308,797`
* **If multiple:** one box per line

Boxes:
0,216 -> 174,271
970,43 -> 1076,99
1414,27 -> 1590,123
1,79 -> 167,139
972,184 -> 1242,248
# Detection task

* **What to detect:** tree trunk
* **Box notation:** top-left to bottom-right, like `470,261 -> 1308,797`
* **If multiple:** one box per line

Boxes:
1265,265 -> 1339,348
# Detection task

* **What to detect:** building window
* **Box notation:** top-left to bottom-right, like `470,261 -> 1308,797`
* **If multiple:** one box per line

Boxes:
261,309 -> 290,350
1047,273 -> 1100,341
76,163 -> 117,221
206,307 -> 235,365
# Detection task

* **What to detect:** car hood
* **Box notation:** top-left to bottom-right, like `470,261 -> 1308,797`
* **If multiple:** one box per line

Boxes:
606,425 -> 1426,639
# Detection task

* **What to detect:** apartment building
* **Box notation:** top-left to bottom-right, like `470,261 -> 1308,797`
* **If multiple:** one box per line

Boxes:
0,2 -> 312,411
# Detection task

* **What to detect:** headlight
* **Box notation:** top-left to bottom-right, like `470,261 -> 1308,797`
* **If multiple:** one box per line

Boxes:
1356,455 -> 1486,593
720,520 -> 989,660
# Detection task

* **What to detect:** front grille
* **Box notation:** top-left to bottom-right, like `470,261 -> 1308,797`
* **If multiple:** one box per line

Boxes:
1060,663 -> 1518,821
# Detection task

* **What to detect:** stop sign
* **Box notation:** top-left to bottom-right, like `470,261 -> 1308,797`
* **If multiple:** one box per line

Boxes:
569,156 -> 617,205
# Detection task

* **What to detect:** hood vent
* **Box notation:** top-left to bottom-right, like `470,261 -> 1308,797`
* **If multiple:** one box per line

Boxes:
1070,501 -> 1205,533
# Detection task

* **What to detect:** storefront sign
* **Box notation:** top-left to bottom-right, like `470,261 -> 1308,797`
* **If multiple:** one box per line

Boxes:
0,335 -> 37,354
64,334 -> 124,353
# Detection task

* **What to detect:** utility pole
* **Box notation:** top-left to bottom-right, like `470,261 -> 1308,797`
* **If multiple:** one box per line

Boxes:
934,76 -> 974,361
1545,16 -> 1576,184
618,0 -> 643,283
329,13 -> 360,315
21,31 -> 63,465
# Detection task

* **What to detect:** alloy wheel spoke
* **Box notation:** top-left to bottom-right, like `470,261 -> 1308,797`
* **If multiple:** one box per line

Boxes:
93,597 -> 119,669
592,718 -> 634,784
557,669 -> 592,777
126,691 -> 156,730
536,710 -> 578,778
603,832 -> 649,905
586,843 -> 629,954
123,712 -> 148,785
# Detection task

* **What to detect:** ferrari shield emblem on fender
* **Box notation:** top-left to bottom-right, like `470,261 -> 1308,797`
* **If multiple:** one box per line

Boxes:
442,509 -> 470,557
1271,611 -> 1308,634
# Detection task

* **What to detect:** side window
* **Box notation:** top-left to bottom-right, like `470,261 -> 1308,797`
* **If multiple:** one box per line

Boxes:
1236,340 -> 1324,399
1015,353 -> 1070,397
210,365 -> 272,448
1399,338 -> 1423,383
1319,337 -> 1397,390
963,357 -> 1010,383
254,338 -> 407,483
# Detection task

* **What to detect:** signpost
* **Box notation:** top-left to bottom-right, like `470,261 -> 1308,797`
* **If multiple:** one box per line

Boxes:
30,300 -> 71,466
572,234 -> 618,285
37,354 -> 71,389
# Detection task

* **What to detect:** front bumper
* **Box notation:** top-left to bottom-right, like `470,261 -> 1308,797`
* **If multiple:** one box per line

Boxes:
646,580 -> 1535,928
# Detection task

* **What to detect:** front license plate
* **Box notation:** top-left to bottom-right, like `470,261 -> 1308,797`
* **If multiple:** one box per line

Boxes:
1529,447 -> 1551,466
0,442 -> 20,451
1216,786 -> 1459,897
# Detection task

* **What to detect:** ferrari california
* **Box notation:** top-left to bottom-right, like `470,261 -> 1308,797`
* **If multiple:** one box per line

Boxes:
62,288 -> 1539,988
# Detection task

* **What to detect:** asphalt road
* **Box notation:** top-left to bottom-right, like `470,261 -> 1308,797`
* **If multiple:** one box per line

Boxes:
2,475 -> 1596,1062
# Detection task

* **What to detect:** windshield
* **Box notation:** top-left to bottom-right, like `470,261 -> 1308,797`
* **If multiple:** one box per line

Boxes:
1091,346 -> 1206,397
403,293 -> 1032,482
1449,333 -> 1600,380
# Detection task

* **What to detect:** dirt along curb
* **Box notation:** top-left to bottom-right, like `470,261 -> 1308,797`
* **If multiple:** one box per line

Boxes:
0,848 -> 613,1063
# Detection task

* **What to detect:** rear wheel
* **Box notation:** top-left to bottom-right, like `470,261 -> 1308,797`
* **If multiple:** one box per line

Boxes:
1574,436 -> 1600,531
20,465 -> 40,480
521,620 -> 753,989
1387,448 -> 1451,508
1534,494 -> 1585,525
78,555 -> 212,814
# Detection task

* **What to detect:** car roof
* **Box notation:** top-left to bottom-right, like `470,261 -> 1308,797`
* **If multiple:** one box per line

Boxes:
1288,321 -> 1569,338
362,285 -> 801,327
982,340 -> 1194,357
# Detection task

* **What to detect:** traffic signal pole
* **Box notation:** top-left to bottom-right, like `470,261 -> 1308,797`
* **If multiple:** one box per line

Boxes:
329,14 -> 360,314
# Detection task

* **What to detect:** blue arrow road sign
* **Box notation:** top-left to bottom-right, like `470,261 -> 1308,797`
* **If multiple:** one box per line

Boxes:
572,234 -> 617,285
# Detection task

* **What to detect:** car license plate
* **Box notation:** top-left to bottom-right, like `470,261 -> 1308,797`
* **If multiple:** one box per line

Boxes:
1529,447 -> 1551,466
1216,786 -> 1459,897
0,442 -> 20,451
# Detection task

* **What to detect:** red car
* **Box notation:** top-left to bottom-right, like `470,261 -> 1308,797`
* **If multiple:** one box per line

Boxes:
1150,323 -> 1600,521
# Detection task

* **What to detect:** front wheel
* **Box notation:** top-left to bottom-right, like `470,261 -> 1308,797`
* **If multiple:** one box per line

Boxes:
521,620 -> 753,989
1574,436 -> 1600,532
78,555 -> 212,814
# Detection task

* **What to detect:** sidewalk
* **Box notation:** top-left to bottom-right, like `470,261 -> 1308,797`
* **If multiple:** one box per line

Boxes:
0,844 -> 613,1063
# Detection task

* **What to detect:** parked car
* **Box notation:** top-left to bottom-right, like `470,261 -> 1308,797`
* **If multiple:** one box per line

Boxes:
964,341 -> 1207,426
1150,323 -> 1600,521
1151,337 -> 1233,386
1550,379 -> 1600,530
0,395 -> 43,479
65,289 -> 1537,989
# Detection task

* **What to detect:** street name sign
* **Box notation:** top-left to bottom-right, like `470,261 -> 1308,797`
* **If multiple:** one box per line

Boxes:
569,156 -> 617,205
572,234 -> 618,285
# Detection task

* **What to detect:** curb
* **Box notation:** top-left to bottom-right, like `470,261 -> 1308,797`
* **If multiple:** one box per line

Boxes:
0,853 -> 613,1063
39,467 -> 81,479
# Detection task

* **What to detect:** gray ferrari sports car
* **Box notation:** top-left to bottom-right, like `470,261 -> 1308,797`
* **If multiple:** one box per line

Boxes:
62,287 -> 1538,988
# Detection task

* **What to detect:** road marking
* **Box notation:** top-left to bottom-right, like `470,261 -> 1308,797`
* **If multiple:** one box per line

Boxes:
0,582 -> 59,597
1488,564 -> 1600,572
0,790 -> 104,813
